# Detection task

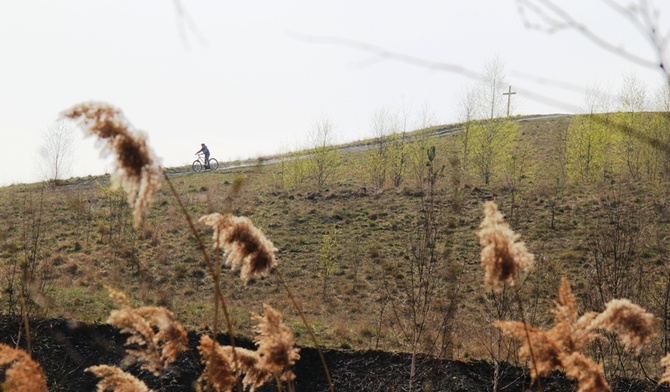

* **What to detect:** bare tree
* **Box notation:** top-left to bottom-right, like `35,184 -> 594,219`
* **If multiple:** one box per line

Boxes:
318,228 -> 339,299
482,56 -> 508,120
583,83 -> 612,115
540,123 -> 567,229
415,100 -> 436,131
386,146 -> 461,391
39,120 -> 76,184
366,107 -> 396,190
406,102 -> 437,190
456,86 -> 481,185
582,188 -> 647,378
649,84 -> 670,179
653,79 -> 670,111
616,73 -> 648,181
618,73 -> 648,113
460,57 -> 521,186
308,117 -> 340,191
387,133 -> 408,188
503,139 -> 531,223
566,85 -> 613,183
387,101 -> 413,188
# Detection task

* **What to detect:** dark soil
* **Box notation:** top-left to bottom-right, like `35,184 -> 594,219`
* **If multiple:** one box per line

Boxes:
1,317 -> 666,391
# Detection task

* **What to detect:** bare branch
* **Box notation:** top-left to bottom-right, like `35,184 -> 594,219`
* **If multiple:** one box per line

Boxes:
289,31 -> 581,112
288,32 -> 482,80
172,0 -> 207,49
516,0 -> 666,70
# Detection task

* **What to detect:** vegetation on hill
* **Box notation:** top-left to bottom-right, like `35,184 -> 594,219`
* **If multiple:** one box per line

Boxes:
2,105 -> 670,389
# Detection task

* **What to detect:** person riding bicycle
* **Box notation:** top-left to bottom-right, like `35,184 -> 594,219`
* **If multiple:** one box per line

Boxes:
195,143 -> 211,169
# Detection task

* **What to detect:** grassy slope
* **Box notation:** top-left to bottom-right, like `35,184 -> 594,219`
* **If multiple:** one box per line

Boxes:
0,114 -> 668,361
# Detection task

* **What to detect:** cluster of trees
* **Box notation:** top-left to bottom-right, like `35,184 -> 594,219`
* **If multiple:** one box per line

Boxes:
276,101 -> 438,193
447,63 -> 670,234
566,78 -> 670,185
269,56 -> 670,256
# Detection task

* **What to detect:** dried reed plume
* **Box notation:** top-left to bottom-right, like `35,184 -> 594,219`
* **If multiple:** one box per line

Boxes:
561,352 -> 609,392
477,201 -> 534,291
107,288 -> 189,377
253,303 -> 300,382
224,346 -> 269,392
199,339 -> 272,391
197,335 -> 236,392
0,343 -> 48,392
86,365 -> 152,392
62,102 -> 162,227
198,304 -> 299,392
660,353 -> 670,385
590,299 -> 656,352
199,213 -> 278,284
496,278 -> 657,392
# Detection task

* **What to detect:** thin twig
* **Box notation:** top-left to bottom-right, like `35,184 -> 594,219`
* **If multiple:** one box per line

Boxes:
515,293 -> 541,392
274,267 -> 334,392
19,282 -> 31,355
518,0 -> 656,68
162,173 -> 239,363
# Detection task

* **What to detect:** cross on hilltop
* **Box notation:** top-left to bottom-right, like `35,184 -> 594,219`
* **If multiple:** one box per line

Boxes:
503,85 -> 516,117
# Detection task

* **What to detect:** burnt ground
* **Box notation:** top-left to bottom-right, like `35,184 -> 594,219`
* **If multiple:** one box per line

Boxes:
0,317 -> 667,392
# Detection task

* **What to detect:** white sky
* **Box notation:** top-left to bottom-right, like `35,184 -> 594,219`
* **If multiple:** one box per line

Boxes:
1,1 -> 669,186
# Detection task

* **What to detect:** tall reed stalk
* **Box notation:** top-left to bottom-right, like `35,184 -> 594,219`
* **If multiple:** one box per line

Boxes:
274,268 -> 334,391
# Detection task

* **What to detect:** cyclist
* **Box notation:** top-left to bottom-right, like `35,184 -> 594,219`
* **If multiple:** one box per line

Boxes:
195,143 -> 211,169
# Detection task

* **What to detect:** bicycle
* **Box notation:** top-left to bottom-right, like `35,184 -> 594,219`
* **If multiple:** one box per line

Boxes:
192,153 -> 219,172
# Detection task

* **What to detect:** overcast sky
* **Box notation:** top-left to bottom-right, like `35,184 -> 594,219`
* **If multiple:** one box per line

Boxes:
1,1 -> 669,186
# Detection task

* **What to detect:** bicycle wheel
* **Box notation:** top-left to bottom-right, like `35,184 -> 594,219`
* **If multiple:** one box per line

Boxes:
192,160 -> 203,172
208,158 -> 219,170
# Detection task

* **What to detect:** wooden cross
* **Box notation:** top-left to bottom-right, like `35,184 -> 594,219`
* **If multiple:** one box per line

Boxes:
503,85 -> 516,117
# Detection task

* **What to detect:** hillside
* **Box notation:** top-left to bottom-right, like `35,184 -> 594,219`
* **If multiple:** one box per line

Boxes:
2,112 -> 670,390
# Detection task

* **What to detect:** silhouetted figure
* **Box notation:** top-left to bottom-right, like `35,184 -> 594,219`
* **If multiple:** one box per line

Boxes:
195,143 -> 210,169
